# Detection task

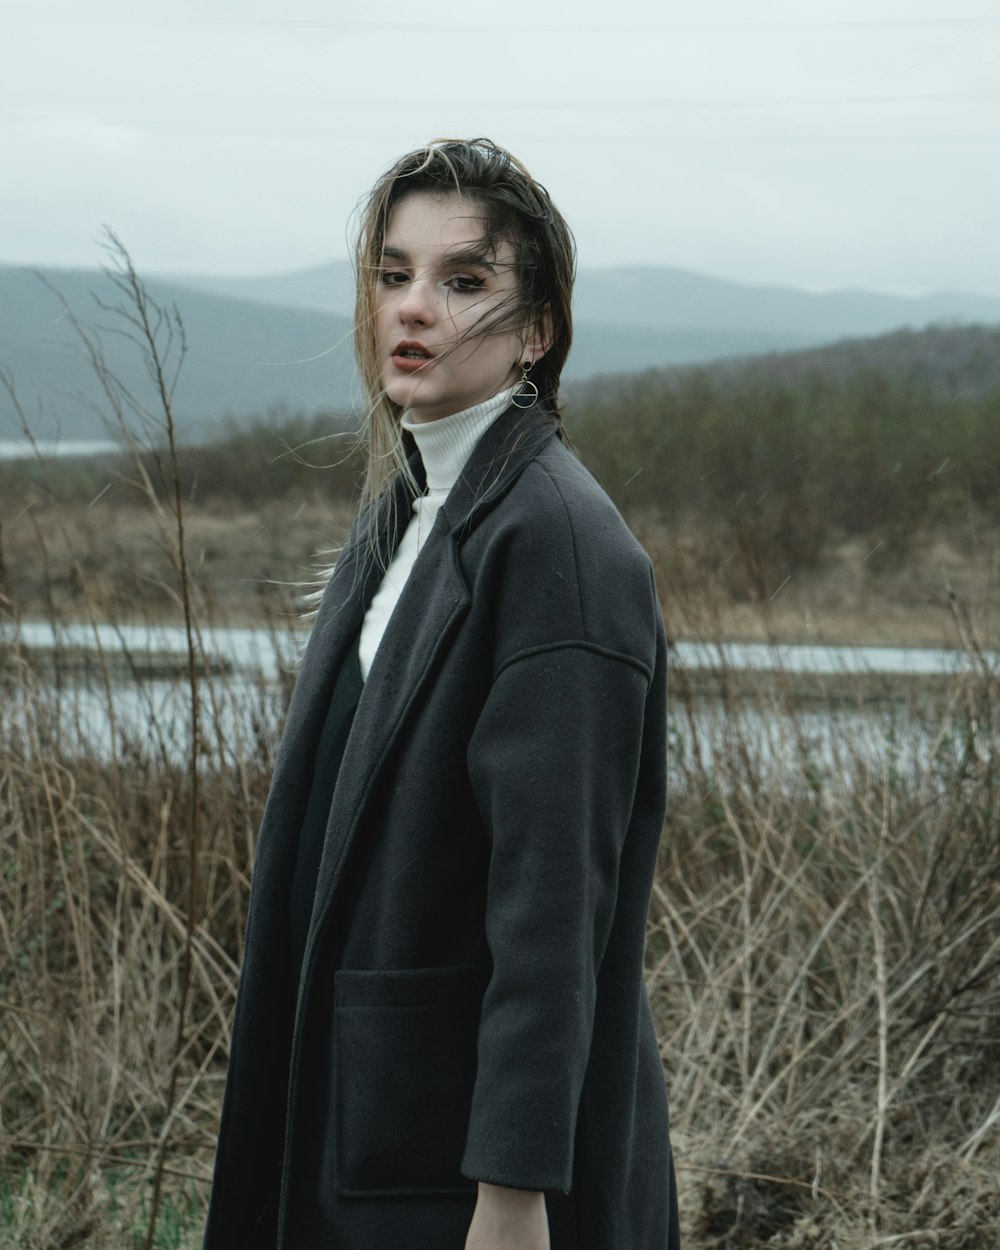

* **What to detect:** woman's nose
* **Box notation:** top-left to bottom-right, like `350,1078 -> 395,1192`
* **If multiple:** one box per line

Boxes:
397,273 -> 438,326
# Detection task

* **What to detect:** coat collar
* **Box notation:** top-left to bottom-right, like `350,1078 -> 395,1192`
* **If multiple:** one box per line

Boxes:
438,402 -> 561,539
341,401 -> 560,577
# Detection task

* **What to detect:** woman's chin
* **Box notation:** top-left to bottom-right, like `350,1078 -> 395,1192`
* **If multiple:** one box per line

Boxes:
383,375 -> 430,411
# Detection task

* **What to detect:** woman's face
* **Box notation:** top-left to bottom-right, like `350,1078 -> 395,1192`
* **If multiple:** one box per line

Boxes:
375,192 -> 539,423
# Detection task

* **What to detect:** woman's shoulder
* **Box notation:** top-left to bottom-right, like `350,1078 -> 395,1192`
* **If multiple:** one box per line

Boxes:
465,434 -> 662,667
509,435 -> 651,570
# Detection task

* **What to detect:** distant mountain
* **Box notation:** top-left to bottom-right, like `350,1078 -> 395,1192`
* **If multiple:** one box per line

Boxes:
0,266 -> 357,442
163,262 -> 358,318
570,266 -> 1000,338
709,323 -> 1000,396
169,261 -> 1000,337
569,323 -> 1000,407
3,261 -> 998,441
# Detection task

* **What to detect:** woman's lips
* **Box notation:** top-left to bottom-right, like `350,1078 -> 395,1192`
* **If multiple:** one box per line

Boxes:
391,341 -> 434,373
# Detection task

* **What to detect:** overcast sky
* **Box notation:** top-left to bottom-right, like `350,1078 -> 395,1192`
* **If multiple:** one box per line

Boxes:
4,0 -> 999,294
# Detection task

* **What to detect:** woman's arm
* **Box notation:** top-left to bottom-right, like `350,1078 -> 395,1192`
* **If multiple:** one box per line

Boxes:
461,642 -> 655,1190
466,1183 -> 550,1250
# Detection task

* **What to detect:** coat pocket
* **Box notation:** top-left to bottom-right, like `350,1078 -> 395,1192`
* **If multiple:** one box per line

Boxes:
334,963 -> 484,1196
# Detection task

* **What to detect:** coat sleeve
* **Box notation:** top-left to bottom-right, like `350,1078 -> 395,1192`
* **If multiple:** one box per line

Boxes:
460,639 -> 652,1193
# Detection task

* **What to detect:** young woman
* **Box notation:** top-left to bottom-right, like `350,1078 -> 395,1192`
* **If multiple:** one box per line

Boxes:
203,139 -> 681,1250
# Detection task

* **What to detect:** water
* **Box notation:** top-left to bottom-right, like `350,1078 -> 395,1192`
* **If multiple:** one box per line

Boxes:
671,638 -> 991,678
13,619 -> 302,680
0,439 -> 122,461
13,620 -> 994,681
5,620 -> 994,778
3,620 -> 301,770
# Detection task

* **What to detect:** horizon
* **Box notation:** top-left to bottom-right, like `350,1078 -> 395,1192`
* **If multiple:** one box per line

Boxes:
4,254 -> 1000,304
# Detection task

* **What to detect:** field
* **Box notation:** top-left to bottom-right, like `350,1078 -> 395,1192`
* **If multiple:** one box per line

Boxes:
3,455 -> 998,653
4,566 -> 999,1249
2,265 -> 999,1247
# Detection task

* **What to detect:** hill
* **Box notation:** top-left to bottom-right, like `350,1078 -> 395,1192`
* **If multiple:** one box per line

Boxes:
170,260 -> 1000,338
570,322 -> 1000,406
563,320 -> 1000,603
0,265 -> 357,442
2,260 -> 999,440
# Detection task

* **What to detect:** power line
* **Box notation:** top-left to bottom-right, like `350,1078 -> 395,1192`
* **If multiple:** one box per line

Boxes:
4,89 -> 1000,109
16,115 -> 993,145
6,7 -> 1000,30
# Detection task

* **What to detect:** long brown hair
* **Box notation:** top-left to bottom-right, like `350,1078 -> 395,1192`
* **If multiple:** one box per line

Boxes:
352,138 -> 576,516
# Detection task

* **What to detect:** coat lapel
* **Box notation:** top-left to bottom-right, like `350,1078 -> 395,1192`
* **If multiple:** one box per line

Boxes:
255,477 -> 411,876
296,406 -> 561,993
298,517 -> 470,993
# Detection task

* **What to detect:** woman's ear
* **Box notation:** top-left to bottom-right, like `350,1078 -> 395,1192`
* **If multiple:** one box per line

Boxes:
522,305 -> 553,365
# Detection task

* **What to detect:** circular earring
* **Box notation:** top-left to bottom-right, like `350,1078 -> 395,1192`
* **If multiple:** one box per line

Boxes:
511,360 -> 539,410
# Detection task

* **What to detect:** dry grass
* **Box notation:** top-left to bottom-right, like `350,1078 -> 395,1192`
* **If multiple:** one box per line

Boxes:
3,571 -> 999,1247
4,497 -> 998,648
2,254 -> 998,1247
649,567 -> 1000,1249
652,672 -> 1000,1247
3,484 -> 999,1249
0,660 -> 272,1248
633,514 -> 1000,650
0,496 -> 352,626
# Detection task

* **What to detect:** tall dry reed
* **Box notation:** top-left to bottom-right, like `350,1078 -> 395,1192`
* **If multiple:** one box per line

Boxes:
2,253 -> 998,1247
4,600 -> 998,1248
650,629 -> 1000,1248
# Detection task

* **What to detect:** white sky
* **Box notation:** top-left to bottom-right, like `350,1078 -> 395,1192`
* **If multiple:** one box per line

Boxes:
3,0 -> 999,293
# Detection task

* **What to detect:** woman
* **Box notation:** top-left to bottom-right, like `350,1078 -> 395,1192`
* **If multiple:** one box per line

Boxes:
203,138 -> 681,1250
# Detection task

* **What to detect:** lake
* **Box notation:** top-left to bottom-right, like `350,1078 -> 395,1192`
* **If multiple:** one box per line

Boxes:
9,618 -> 995,681
0,438 -> 121,461
5,620 -> 994,780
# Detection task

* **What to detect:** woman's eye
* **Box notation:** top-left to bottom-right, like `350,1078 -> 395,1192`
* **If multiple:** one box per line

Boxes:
448,274 -> 484,293
379,270 -> 408,286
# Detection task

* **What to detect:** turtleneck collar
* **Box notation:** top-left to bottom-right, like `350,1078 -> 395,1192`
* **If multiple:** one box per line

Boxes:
400,387 -> 516,493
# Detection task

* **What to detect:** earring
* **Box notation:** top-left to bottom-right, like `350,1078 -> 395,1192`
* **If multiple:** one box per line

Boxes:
511,360 -> 539,410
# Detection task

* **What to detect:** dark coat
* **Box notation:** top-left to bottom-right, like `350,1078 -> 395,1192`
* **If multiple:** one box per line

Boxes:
203,406 -> 680,1250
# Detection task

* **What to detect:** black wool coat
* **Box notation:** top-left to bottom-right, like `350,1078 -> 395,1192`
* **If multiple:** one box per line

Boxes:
203,405 -> 680,1250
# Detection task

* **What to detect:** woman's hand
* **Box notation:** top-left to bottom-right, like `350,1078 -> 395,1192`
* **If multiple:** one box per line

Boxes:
464,1182 -> 550,1250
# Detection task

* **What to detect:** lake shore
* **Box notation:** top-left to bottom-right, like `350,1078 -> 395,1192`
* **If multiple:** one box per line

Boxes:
6,618 -> 995,712
4,505 -> 998,1250
1,497 -> 997,652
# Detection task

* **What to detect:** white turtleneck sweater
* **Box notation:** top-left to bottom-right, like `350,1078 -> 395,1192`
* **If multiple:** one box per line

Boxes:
357,387 -> 515,680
